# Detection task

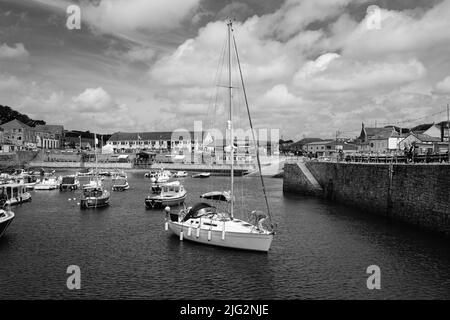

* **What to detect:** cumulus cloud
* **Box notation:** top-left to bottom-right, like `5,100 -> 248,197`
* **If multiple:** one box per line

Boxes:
0,43 -> 29,60
71,87 -> 122,113
146,0 -> 450,137
294,56 -> 426,92
434,76 -> 450,94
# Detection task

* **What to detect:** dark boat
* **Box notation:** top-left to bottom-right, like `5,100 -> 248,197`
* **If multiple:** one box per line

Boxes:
80,186 -> 110,209
59,175 -> 80,191
0,208 -> 15,238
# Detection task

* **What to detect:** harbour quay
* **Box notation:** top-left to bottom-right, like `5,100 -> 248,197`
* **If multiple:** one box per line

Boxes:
283,160 -> 450,237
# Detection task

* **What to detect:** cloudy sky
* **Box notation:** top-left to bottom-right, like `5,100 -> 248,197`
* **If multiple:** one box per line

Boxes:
1,0 -> 450,140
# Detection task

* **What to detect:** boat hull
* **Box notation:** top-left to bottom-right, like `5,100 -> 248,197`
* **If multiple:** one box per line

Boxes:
60,184 -> 79,191
112,184 -> 129,191
167,221 -> 273,252
34,184 -> 58,190
80,197 -> 110,209
145,194 -> 186,209
5,192 -> 32,206
0,212 -> 14,238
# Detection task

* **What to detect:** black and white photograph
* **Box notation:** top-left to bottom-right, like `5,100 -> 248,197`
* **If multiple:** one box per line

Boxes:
0,0 -> 449,309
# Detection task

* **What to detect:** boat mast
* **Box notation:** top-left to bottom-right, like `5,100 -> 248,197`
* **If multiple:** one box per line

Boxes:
232,31 -> 273,224
228,19 -> 234,219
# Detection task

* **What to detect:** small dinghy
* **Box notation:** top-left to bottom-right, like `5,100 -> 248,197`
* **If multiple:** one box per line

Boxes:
192,172 -> 211,178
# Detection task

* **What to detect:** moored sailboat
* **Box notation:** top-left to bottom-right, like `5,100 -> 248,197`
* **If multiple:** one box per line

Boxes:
165,20 -> 275,252
79,134 -> 110,209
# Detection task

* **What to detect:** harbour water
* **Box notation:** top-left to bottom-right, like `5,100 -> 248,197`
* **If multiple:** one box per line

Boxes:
0,171 -> 449,299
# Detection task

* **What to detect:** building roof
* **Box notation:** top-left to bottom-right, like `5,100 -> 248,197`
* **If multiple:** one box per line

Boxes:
304,140 -> 334,146
108,132 -> 173,141
0,119 -> 31,129
107,131 -> 210,142
34,124 -> 64,134
408,133 -> 441,142
371,130 -> 400,140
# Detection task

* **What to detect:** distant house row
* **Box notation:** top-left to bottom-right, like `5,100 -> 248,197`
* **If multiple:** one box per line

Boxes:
104,131 -> 279,158
0,119 -> 64,152
284,122 -> 450,156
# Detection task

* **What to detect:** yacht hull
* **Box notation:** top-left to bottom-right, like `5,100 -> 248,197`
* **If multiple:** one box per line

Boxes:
167,221 -> 273,252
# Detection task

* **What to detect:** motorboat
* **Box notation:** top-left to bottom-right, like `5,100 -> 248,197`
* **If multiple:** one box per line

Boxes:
112,177 -> 129,191
0,208 -> 14,238
59,175 -> 80,191
98,170 -> 111,177
174,171 -> 188,177
192,172 -> 211,178
80,186 -> 110,209
145,181 -> 187,209
144,171 -> 157,178
150,169 -> 171,183
0,183 -> 32,205
76,169 -> 94,177
165,21 -> 275,252
34,176 -> 60,190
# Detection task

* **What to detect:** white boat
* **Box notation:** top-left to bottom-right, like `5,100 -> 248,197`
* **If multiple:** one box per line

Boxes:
145,181 -> 186,209
112,177 -> 129,191
174,171 -> 188,177
0,209 -> 14,238
192,172 -> 211,178
166,21 -> 275,252
151,169 -> 171,183
0,183 -> 32,205
34,176 -> 60,190
76,169 -> 94,177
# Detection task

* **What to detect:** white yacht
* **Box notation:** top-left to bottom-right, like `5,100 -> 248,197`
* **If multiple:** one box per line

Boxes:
166,21 -> 275,252
34,176 -> 60,190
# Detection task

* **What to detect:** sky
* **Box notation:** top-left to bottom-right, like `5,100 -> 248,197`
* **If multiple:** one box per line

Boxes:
1,0 -> 450,140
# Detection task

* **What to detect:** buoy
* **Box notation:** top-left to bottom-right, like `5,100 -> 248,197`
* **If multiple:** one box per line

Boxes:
222,230 -> 225,240
208,230 -> 212,241
68,198 -> 71,201
73,198 -> 76,201
164,221 -> 168,231
187,226 -> 192,237
180,230 -> 184,241
196,227 -> 200,238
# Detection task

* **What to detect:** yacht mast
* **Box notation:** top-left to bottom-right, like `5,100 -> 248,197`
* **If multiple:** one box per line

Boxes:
227,19 -> 234,219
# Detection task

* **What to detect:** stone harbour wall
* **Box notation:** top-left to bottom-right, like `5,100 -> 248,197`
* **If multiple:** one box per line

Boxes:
283,162 -> 450,237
